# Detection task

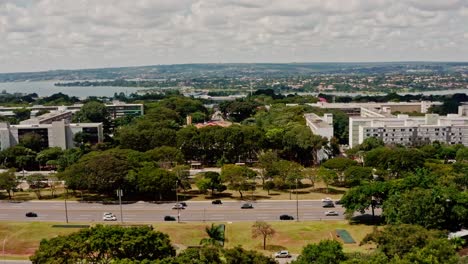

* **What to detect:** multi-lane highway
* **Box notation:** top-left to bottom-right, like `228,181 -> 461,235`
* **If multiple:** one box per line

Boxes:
0,200 -> 358,223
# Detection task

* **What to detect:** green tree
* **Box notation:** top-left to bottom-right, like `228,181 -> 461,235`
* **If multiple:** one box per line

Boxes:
383,187 -> 468,230
340,181 -> 387,219
316,167 -> 337,193
131,163 -> 178,200
172,165 -> 191,191
251,221 -> 275,250
145,146 -> 184,168
13,107 -> 31,122
221,165 -> 256,199
60,150 -> 131,194
171,246 -> 222,264
293,240 -> 346,264
196,172 -> 226,196
223,246 -> 277,264
258,150 -> 279,184
0,169 -> 17,199
26,173 -> 47,199
200,224 -> 224,246
36,147 -> 63,169
361,224 -> 446,259
343,166 -> 373,187
401,238 -> 459,264
30,225 -> 175,263
19,132 -> 44,152
72,101 -> 109,123
456,147 -> 468,162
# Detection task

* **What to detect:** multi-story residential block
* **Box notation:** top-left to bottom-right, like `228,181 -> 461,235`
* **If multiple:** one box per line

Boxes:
349,107 -> 468,148
0,120 -> 103,150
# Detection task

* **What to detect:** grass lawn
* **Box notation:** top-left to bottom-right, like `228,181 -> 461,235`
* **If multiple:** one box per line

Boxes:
158,221 -> 374,254
1,180 -> 347,202
0,222 -> 83,259
0,221 -> 375,259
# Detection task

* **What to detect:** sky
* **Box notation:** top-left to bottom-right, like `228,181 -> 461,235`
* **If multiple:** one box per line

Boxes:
0,0 -> 467,73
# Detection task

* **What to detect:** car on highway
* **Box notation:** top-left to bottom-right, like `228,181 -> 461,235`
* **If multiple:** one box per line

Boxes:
324,211 -> 339,216
321,197 -> 333,202
102,213 -> 117,221
164,215 -> 176,221
25,212 -> 37,217
179,202 -> 187,207
241,203 -> 253,209
322,201 -> 335,208
212,199 -> 222,204
172,203 -> 186,210
279,214 -> 294,220
275,250 -> 291,258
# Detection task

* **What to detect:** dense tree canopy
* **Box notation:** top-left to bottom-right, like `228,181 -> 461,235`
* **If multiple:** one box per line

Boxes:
30,225 -> 175,263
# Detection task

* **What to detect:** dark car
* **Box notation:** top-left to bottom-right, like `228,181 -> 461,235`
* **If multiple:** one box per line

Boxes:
279,214 -> 294,220
322,202 -> 335,208
212,199 -> 222,204
164,216 -> 176,221
179,202 -> 187,207
241,203 -> 253,209
25,212 -> 37,217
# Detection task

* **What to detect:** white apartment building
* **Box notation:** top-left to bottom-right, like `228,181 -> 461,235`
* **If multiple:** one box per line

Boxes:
304,113 -> 334,139
349,107 -> 468,148
0,120 -> 103,150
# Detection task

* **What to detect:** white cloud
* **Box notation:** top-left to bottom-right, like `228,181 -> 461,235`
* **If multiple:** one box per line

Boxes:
0,0 -> 466,72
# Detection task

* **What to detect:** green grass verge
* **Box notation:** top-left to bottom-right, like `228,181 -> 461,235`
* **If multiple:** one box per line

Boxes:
0,220 -> 375,259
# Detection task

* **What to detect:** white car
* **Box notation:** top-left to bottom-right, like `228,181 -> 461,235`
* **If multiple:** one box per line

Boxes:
172,204 -> 185,210
275,250 -> 291,258
321,197 -> 333,202
103,213 -> 117,221
325,211 -> 339,216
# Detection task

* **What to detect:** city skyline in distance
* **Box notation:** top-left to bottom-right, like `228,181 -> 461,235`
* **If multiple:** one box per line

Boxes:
0,0 -> 467,73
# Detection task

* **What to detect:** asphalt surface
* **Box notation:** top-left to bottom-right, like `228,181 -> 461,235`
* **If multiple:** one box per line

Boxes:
0,200 -> 365,223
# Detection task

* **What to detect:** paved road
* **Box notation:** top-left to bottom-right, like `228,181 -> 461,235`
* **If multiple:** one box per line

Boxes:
0,200 -> 368,223
0,260 -> 31,264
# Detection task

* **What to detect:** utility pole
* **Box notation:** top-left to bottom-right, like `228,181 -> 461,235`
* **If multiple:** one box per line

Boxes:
117,189 -> 123,224
64,188 -> 69,223
176,181 -> 180,223
296,178 -> 299,222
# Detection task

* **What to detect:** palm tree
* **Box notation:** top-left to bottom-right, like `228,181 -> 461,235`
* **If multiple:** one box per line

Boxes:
200,224 -> 224,246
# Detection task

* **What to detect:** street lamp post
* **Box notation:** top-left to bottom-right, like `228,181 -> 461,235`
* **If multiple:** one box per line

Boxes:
296,178 -> 299,221
64,187 -> 69,223
176,181 -> 180,223
117,189 -> 123,224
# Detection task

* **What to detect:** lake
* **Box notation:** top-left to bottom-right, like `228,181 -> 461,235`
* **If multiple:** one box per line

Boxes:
0,81 -> 466,98
0,81 -> 144,98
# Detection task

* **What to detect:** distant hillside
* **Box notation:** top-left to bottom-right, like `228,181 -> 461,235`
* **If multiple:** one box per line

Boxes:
0,62 -> 467,82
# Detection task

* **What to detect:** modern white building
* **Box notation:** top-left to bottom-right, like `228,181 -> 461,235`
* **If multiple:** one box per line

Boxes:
0,101 -> 144,120
308,101 -> 441,116
349,107 -> 468,148
0,120 -> 103,150
304,113 -> 334,139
